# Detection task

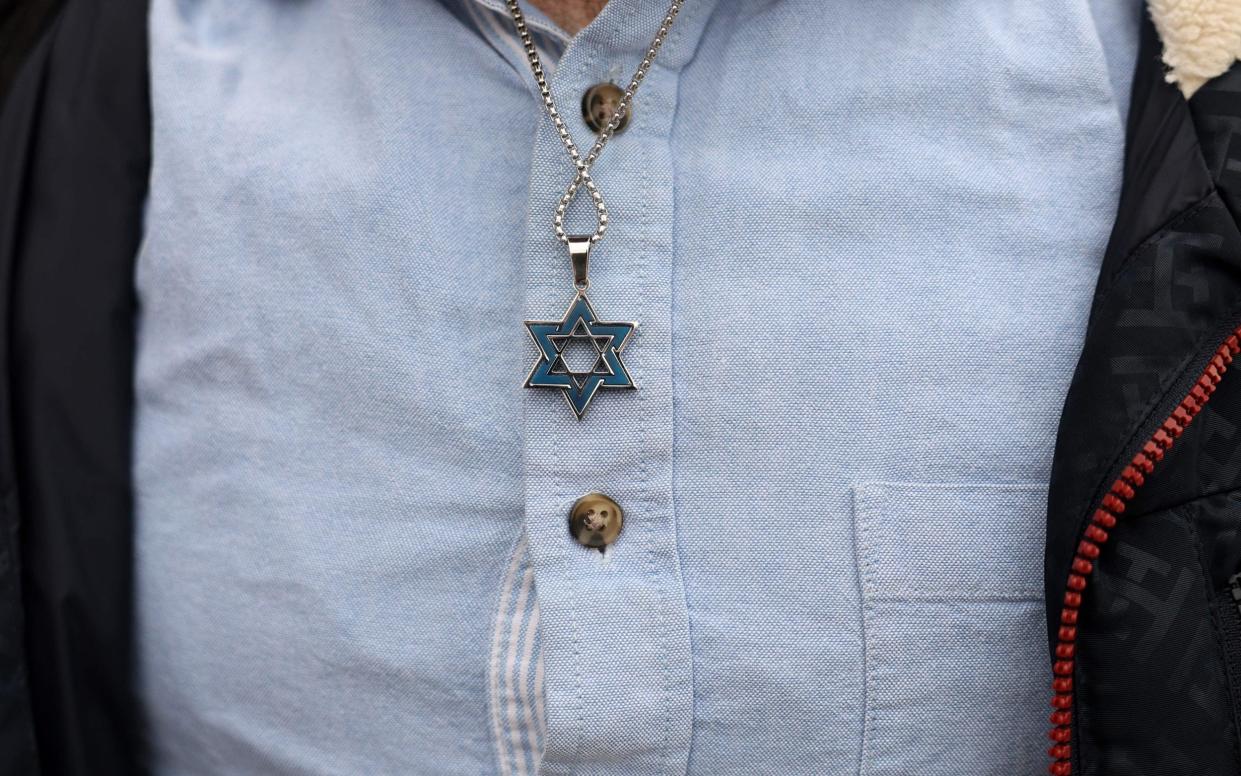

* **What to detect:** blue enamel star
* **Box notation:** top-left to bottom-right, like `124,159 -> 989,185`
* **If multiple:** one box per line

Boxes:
525,293 -> 637,419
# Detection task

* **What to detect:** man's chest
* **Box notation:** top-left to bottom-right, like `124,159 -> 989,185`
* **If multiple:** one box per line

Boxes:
133,1 -> 1131,773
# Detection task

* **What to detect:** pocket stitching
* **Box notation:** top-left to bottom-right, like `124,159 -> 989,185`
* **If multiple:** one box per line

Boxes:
854,481 -> 1048,776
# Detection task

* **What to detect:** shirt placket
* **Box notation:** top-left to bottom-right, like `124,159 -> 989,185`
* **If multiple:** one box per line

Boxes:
512,2 -> 711,774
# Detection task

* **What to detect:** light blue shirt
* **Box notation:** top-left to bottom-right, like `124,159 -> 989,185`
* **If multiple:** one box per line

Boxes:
133,1 -> 1141,774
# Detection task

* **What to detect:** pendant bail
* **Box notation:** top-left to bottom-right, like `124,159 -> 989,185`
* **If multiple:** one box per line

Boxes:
567,235 -> 592,291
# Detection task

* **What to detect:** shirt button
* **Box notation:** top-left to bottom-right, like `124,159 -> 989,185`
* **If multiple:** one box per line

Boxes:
581,83 -> 630,134
569,492 -> 624,550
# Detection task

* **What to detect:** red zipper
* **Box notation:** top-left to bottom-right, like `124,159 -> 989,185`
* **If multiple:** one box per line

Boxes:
1047,328 -> 1241,775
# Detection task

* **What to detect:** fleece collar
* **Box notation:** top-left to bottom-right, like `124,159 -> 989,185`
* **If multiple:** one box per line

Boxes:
1149,0 -> 1241,97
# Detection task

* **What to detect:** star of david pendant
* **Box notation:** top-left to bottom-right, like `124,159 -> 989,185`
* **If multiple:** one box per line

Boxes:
524,291 -> 637,420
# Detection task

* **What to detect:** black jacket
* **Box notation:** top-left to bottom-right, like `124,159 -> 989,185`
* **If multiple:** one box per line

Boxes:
2,2 -> 1240,775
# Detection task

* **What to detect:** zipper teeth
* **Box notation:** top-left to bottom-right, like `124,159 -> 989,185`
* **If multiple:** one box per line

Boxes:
1048,329 -> 1241,775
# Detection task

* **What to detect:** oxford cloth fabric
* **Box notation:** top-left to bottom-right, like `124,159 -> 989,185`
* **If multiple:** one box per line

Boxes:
132,0 -> 1141,774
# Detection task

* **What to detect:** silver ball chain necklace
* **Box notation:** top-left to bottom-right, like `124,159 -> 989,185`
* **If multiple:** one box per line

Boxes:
509,0 -> 684,420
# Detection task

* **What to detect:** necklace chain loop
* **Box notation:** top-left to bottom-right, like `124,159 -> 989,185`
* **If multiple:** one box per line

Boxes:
505,0 -> 684,249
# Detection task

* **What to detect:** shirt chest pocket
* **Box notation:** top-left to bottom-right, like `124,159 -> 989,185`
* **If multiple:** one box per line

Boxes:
853,482 -> 1049,775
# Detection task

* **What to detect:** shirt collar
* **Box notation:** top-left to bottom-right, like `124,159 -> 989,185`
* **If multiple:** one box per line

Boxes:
451,0 -> 570,72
